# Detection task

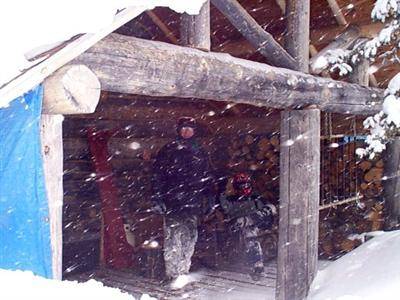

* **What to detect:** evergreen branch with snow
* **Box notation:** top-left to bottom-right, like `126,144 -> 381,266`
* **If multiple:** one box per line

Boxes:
315,0 -> 400,159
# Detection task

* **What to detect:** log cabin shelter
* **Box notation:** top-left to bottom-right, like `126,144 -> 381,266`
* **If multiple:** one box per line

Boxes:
1,1 -> 398,299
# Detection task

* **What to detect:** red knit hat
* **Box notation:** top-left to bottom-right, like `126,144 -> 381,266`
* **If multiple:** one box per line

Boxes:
233,172 -> 252,195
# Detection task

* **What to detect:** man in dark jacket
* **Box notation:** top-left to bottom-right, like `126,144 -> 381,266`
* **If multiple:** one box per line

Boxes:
152,117 -> 214,284
219,172 -> 276,281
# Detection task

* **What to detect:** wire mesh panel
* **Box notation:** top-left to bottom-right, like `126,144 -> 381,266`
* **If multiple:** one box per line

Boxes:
318,113 -> 385,259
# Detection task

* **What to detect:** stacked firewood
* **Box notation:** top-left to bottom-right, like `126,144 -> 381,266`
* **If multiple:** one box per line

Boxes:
319,151 -> 385,259
359,159 -> 384,201
226,134 -> 280,203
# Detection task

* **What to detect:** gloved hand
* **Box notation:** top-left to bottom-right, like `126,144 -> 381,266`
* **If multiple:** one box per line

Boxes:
203,197 -> 218,219
152,201 -> 167,214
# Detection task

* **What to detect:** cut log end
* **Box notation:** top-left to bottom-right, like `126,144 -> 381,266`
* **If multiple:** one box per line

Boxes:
42,64 -> 101,115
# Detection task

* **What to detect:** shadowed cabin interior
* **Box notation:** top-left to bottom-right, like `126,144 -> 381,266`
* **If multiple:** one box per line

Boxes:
62,92 -> 383,276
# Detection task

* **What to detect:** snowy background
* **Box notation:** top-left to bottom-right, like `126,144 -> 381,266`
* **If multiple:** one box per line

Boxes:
0,0 -> 207,107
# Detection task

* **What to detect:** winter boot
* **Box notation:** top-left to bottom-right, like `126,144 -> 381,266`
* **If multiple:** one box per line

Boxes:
250,262 -> 264,281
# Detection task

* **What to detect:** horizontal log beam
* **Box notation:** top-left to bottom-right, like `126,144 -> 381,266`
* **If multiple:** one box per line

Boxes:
43,65 -> 100,114
211,0 -> 297,69
73,33 -> 383,115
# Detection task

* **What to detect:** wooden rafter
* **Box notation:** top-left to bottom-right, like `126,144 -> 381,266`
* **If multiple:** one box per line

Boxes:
311,22 -> 384,47
146,10 -> 179,44
211,0 -> 297,69
220,21 -> 385,59
327,0 -> 347,26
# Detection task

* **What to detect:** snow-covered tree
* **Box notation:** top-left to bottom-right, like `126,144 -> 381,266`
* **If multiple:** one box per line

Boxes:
318,0 -> 400,159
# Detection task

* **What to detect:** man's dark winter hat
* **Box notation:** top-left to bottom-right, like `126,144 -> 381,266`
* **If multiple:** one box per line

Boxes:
177,116 -> 197,133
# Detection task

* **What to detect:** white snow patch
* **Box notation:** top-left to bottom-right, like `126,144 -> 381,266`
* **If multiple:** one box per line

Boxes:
386,72 -> 400,95
0,0 -> 207,108
282,139 -> 294,147
308,230 -> 400,300
170,274 -> 197,290
0,269 -> 138,299
129,142 -> 142,150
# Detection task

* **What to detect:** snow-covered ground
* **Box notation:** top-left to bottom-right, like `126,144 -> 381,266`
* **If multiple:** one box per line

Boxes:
4,230 -> 400,300
0,268 -> 156,300
309,230 -> 400,300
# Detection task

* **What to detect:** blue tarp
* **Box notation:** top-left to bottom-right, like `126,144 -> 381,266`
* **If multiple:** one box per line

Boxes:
0,85 -> 52,278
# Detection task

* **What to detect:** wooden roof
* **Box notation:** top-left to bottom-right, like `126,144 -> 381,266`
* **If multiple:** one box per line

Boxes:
117,0 -> 393,87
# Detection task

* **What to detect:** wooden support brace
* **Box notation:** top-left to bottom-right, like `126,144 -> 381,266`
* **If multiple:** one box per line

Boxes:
349,56 -> 370,86
326,0 -> 347,26
146,11 -> 179,44
211,0 -> 297,69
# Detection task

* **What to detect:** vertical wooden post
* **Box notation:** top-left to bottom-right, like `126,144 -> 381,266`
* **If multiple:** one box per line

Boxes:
384,138 -> 400,230
277,1 -> 320,299
284,1 -> 310,72
278,109 -> 320,300
349,58 -> 369,86
180,0 -> 211,50
40,114 -> 64,280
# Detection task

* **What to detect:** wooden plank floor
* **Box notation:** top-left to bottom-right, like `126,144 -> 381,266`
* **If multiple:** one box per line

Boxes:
67,261 -> 277,300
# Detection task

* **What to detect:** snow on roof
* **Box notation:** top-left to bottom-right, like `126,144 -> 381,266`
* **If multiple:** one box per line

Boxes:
0,0 -> 207,108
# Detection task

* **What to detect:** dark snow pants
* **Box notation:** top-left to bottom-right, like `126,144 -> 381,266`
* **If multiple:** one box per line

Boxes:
163,215 -> 198,279
233,215 -> 264,270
